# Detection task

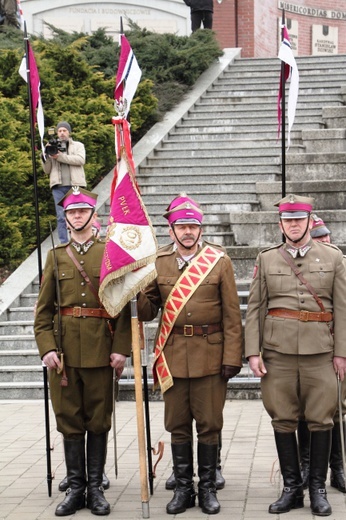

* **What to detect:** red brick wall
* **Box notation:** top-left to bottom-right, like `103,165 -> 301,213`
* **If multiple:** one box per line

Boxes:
213,0 -> 237,50
213,0 -> 346,57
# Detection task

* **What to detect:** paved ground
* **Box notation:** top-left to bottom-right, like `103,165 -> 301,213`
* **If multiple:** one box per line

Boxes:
0,399 -> 345,520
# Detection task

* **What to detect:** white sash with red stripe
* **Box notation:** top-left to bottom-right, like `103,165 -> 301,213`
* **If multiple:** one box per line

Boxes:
153,245 -> 224,393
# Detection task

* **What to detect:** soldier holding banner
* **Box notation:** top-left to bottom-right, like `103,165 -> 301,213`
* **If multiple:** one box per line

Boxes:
137,193 -> 243,515
34,187 -> 131,517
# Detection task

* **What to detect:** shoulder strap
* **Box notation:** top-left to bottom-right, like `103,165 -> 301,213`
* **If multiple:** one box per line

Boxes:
66,245 -> 102,306
278,246 -> 326,313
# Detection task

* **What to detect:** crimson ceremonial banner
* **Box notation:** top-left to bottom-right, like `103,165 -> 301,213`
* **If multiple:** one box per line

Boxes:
99,118 -> 157,316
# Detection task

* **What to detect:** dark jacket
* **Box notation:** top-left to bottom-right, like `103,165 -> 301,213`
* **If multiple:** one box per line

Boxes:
184,0 -> 213,13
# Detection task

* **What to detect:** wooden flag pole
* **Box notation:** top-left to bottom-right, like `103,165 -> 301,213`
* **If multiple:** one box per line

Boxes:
131,297 -> 150,519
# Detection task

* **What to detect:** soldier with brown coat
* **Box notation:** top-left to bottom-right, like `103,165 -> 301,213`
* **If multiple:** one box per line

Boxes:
245,194 -> 346,517
34,187 -> 131,517
137,194 -> 242,515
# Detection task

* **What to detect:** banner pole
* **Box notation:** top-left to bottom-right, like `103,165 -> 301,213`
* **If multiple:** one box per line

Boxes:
24,21 -> 51,496
131,298 -> 150,518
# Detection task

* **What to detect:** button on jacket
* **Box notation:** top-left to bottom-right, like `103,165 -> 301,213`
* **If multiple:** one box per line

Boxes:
34,238 -> 131,367
137,241 -> 243,378
245,240 -> 346,358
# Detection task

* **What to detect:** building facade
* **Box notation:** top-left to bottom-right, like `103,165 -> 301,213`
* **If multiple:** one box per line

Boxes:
20,0 -> 346,58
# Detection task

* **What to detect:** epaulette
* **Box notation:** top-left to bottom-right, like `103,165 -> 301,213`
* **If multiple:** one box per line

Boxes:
157,243 -> 175,258
319,242 -> 342,252
53,243 -> 68,250
203,240 -> 226,253
259,243 -> 284,255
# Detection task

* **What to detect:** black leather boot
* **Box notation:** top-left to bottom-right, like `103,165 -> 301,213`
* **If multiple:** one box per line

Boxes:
165,468 -> 176,490
309,430 -> 332,516
297,419 -> 310,489
269,431 -> 304,514
59,472 -> 110,492
86,432 -> 111,515
166,443 -> 196,514
55,438 -> 86,517
330,422 -> 346,493
215,432 -> 225,490
198,443 -> 220,514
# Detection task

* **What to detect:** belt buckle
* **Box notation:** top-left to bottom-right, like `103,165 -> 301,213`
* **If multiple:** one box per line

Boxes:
184,325 -> 194,337
299,310 -> 309,322
73,306 -> 82,318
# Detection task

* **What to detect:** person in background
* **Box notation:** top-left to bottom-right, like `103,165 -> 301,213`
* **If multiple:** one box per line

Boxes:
34,187 -> 131,517
245,194 -> 346,517
137,193 -> 243,515
41,122 -> 86,244
183,0 -> 213,32
298,214 -> 346,494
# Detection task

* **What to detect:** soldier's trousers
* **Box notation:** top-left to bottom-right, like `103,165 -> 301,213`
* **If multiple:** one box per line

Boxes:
261,349 -> 338,433
163,374 -> 227,444
49,366 -> 113,439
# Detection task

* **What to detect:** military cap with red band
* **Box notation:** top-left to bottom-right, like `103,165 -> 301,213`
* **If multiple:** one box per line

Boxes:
58,186 -> 97,211
163,193 -> 203,226
274,194 -> 314,219
310,214 -> 331,238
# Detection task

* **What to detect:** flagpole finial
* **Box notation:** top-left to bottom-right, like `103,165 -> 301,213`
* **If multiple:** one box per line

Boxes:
115,98 -> 128,118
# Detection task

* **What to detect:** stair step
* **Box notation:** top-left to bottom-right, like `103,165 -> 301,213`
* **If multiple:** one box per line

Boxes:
0,350 -> 40,365
2,53 -> 346,399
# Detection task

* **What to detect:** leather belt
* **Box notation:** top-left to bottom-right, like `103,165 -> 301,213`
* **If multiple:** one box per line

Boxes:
267,309 -> 333,322
60,307 -> 112,319
172,323 -> 222,337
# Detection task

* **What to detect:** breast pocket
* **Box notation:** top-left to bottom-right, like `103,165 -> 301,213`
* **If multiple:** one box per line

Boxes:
196,275 -> 219,302
58,268 -> 75,294
267,265 -> 293,292
157,275 -> 176,301
309,262 -> 333,288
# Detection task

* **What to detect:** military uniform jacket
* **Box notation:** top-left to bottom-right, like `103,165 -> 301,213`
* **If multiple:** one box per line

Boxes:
137,241 -> 243,378
245,240 -> 346,358
34,238 -> 131,367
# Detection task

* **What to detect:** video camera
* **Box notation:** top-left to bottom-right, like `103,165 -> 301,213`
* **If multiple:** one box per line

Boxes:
45,127 -> 68,156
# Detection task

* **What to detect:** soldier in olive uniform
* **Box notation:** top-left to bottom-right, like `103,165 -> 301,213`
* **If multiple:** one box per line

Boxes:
245,195 -> 346,517
298,215 -> 346,494
34,187 -> 131,517
137,194 -> 243,515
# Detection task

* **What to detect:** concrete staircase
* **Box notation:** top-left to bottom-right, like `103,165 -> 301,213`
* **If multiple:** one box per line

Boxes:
1,51 -> 346,399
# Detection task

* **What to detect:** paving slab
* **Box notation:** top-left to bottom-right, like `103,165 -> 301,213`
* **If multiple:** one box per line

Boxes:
0,399 -> 345,519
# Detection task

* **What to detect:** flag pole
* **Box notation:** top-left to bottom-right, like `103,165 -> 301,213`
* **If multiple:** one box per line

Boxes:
281,9 -> 286,198
117,15 -> 152,503
140,322 -> 154,495
24,23 -> 43,279
131,298 -> 150,518
23,22 -> 51,496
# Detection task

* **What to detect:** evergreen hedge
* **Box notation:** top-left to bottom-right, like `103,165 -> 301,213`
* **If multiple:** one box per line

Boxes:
0,23 -> 222,270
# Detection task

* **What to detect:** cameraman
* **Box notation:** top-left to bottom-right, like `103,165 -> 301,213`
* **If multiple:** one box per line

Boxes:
41,121 -> 86,243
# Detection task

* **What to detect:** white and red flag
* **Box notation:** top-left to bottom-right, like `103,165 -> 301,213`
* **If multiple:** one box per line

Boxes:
16,0 -> 24,30
19,42 -> 45,151
277,24 -> 299,148
99,35 -> 156,315
114,34 -> 142,118
99,118 -> 157,316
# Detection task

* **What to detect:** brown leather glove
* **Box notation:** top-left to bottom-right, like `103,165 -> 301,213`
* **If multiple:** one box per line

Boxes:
221,365 -> 241,381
